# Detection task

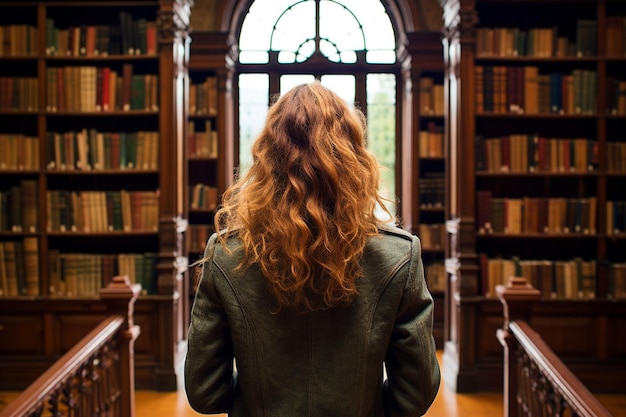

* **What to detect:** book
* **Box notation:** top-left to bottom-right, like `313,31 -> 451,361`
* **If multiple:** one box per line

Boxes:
23,237 -> 39,297
3,241 -> 18,296
121,63 -> 133,111
20,179 -> 38,232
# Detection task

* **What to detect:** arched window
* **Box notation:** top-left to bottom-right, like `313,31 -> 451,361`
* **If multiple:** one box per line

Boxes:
237,0 -> 399,213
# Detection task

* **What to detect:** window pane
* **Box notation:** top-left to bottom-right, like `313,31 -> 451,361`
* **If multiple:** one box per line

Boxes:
239,73 -> 269,175
320,1 -> 364,52
320,75 -> 355,107
280,74 -> 316,95
239,50 -> 269,64
366,50 -> 396,64
271,1 -> 316,55
366,73 -> 396,215
239,0 -> 396,64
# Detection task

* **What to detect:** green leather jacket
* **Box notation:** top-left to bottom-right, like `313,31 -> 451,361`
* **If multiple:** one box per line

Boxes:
185,224 -> 441,417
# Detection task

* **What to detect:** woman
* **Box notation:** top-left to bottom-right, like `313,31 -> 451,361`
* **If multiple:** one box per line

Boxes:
185,81 -> 440,417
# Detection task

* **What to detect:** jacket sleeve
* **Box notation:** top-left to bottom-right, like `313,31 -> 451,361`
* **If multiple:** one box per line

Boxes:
382,235 -> 441,416
184,234 -> 237,414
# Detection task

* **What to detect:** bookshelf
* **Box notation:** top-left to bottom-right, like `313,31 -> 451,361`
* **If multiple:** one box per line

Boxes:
440,0 -> 626,392
400,32 -> 446,347
183,32 -> 234,322
0,0 -> 191,391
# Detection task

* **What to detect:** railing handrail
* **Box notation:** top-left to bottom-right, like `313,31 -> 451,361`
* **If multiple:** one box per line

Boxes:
0,276 -> 141,417
0,316 -> 125,417
509,320 -> 613,417
497,276 -> 613,417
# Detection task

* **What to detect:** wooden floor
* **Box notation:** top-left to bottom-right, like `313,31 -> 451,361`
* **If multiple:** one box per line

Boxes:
133,350 -> 504,417
2,351 -> 625,416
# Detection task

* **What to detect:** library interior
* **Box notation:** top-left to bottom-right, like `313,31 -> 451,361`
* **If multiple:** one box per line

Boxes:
0,0 -> 625,416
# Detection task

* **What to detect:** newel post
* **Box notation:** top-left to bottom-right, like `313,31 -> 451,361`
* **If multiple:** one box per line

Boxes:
100,276 -> 142,417
496,277 -> 542,417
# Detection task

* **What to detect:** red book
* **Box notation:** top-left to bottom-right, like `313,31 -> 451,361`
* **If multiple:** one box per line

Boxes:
146,22 -> 157,55
516,66 -> 524,113
121,63 -> 132,111
86,25 -> 96,56
102,67 -> 111,111
96,67 -> 103,111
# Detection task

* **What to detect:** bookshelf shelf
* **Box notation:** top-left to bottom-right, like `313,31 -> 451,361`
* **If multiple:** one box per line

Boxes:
180,31 -> 234,332
440,0 -> 626,393
0,0 -> 191,392
398,32 -> 447,346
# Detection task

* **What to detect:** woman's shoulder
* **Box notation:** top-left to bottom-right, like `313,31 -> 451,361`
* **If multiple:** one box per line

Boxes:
377,223 -> 416,242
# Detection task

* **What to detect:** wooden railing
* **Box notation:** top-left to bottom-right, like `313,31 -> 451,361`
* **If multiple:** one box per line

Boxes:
496,277 -> 613,417
0,276 -> 141,417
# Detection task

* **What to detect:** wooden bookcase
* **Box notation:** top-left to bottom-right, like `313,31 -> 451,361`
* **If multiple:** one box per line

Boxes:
440,0 -> 626,392
401,32 -> 446,347
0,0 -> 191,391
183,31 -> 234,320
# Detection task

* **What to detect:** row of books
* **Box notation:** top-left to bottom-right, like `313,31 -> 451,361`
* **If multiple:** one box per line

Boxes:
607,201 -> 626,236
190,76 -> 218,116
188,121 -> 218,158
0,25 -> 38,57
0,77 -> 38,112
46,250 -> 158,298
190,184 -> 219,211
475,20 -> 597,58
607,16 -> 626,58
417,224 -> 446,251
0,238 -> 39,297
425,262 -> 446,292
476,66 -> 597,115
481,255 -> 597,299
418,122 -> 444,158
186,225 -> 215,254
46,130 -> 159,171
0,134 -> 38,171
0,239 -> 159,298
46,65 -> 158,112
45,13 -> 156,57
419,173 -> 444,209
481,255 -> 626,300
476,193 -> 598,235
419,77 -> 444,116
46,190 -> 159,233
475,135 -> 597,173
0,180 -> 38,233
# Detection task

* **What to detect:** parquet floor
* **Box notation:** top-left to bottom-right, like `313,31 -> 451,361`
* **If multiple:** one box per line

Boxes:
2,351 -> 625,416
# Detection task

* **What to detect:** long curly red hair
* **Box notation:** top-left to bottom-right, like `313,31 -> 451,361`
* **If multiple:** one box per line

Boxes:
214,81 -> 392,311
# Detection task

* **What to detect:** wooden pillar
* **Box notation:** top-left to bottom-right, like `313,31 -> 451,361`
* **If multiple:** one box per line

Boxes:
496,277 -> 541,417
100,276 -> 142,417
